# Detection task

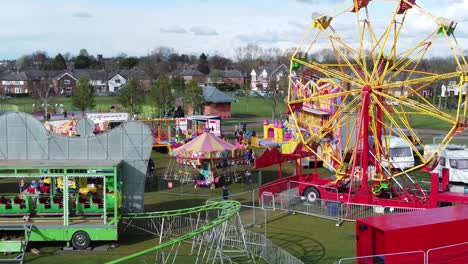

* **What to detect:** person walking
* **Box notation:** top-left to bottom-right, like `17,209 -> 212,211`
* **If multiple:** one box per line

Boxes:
222,185 -> 229,200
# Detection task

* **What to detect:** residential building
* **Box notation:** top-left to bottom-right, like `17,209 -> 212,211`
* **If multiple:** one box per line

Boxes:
73,69 -> 109,95
108,72 -> 127,93
0,70 -> 29,95
250,64 -> 289,91
441,81 -> 467,97
180,69 -> 207,84
222,70 -> 245,86
25,70 -> 60,98
53,70 -> 77,96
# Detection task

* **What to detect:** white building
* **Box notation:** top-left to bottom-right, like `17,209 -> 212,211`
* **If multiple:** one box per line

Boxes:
441,81 -> 467,97
108,73 -> 127,93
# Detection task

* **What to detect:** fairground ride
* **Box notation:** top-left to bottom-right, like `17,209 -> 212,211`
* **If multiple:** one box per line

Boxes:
286,0 -> 468,207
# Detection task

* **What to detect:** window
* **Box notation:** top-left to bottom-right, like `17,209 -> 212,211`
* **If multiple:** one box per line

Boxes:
439,158 -> 445,167
389,147 -> 412,158
115,79 -> 121,84
450,159 -> 468,169
14,87 -> 21,94
64,79 -> 71,85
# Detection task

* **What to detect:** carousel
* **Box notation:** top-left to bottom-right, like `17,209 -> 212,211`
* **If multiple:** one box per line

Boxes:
165,132 -> 246,188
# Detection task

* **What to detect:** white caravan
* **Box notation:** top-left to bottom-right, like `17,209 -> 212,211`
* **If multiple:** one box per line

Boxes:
378,136 -> 415,170
430,145 -> 468,184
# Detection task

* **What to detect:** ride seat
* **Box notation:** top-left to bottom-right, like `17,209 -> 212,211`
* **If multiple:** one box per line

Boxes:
397,0 -> 415,14
79,196 -> 90,208
0,197 -> 12,209
93,197 -> 104,209
14,197 -> 26,209
39,197 -> 51,209
53,196 -> 64,208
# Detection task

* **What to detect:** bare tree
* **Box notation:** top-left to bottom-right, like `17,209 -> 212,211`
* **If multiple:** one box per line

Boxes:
32,80 -> 56,120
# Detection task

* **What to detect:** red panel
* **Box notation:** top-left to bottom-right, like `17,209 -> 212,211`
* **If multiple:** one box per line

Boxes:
356,222 -> 374,262
358,206 -> 468,231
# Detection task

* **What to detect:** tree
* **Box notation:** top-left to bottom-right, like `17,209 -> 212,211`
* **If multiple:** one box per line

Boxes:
150,73 -> 174,117
121,57 -> 139,69
184,80 -> 205,115
117,79 -> 145,114
209,55 -> 232,70
16,51 -> 50,70
74,49 -> 95,69
171,75 -> 185,97
31,79 -> 55,120
72,76 -> 95,116
49,53 -> 67,70
208,70 -> 224,83
198,53 -> 210,75
269,74 -> 289,119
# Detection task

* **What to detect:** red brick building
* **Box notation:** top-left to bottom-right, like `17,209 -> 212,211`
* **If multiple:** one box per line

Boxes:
202,85 -> 237,118
180,69 -> 207,84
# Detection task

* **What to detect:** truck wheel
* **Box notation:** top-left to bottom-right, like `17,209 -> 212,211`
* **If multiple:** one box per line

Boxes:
304,187 -> 321,204
71,231 -> 91,250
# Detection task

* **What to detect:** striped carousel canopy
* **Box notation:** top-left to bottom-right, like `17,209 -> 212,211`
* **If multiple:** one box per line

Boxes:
173,132 -> 237,160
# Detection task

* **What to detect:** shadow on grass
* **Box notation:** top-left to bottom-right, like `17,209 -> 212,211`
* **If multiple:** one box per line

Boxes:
266,228 -> 326,263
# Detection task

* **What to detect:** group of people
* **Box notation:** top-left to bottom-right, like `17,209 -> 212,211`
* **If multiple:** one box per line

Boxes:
19,178 -> 50,194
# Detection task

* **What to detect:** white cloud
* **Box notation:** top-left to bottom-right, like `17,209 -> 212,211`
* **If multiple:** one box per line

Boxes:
0,0 -> 466,59
72,11 -> 92,18
160,26 -> 187,34
189,26 -> 218,36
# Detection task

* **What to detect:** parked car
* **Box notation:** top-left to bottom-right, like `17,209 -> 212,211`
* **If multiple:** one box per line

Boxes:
0,95 -> 12,100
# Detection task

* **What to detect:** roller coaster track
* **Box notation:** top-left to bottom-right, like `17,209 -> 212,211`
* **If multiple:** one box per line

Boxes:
106,200 -> 252,264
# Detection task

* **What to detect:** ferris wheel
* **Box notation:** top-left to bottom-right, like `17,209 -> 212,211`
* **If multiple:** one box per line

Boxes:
288,0 -> 468,193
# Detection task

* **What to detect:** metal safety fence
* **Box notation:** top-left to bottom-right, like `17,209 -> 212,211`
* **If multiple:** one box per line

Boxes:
121,212 -> 304,264
338,250 -> 426,264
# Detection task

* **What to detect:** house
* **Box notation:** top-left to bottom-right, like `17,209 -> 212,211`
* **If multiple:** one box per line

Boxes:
0,70 -> 30,95
127,69 -> 152,91
180,69 -> 207,84
441,81 -> 467,97
250,64 -> 289,91
201,85 -> 237,118
73,69 -> 109,95
53,70 -> 77,96
108,72 -> 127,93
25,70 -> 60,98
223,70 -> 245,86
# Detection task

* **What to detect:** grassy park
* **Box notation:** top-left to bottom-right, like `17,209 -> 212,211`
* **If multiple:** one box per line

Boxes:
0,94 -> 459,263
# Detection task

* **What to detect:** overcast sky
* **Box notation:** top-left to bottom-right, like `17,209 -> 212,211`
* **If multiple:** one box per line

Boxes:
0,0 -> 467,59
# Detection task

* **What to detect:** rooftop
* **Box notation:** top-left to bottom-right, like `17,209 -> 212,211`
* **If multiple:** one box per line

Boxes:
358,206 -> 468,231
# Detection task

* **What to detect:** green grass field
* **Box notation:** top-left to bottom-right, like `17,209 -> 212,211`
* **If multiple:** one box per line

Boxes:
0,95 -> 459,263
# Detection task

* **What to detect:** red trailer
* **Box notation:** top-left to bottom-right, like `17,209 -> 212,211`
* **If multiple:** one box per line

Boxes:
356,206 -> 468,263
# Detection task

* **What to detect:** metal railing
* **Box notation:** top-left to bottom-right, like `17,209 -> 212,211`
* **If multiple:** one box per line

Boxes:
338,250 -> 426,264
338,242 -> 468,264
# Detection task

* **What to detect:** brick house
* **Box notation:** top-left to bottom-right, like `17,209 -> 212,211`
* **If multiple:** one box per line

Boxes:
25,70 -> 60,98
223,70 -> 245,86
0,70 -> 29,95
180,69 -> 207,84
202,85 -> 237,118
53,71 -> 77,96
